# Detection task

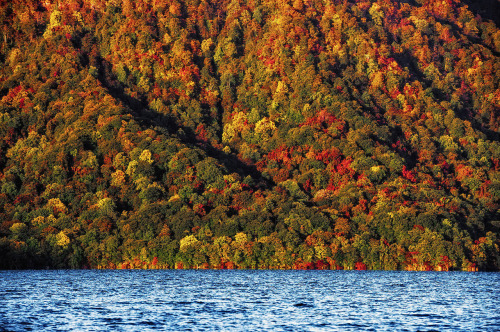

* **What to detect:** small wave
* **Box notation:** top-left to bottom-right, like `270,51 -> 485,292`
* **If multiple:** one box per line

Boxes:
176,301 -> 192,305
411,313 -> 431,317
410,313 -> 445,320
139,320 -> 158,326
218,309 -> 241,314
293,303 -> 314,308
102,317 -> 123,324
338,322 -> 373,329
484,323 -> 500,329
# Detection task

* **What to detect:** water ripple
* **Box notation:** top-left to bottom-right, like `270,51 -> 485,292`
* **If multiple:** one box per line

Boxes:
0,270 -> 499,331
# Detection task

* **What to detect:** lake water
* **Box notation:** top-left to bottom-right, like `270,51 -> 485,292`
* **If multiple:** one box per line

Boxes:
0,270 -> 499,331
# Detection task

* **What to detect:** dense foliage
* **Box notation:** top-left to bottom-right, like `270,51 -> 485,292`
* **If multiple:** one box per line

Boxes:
1,0 -> 499,271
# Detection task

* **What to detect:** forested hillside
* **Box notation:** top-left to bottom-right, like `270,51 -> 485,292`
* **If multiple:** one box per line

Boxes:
1,0 -> 499,271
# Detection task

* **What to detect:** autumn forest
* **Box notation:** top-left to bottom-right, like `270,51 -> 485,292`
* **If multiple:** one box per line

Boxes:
0,0 -> 499,271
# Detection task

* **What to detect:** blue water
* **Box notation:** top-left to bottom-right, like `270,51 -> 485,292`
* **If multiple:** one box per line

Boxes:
0,270 -> 499,331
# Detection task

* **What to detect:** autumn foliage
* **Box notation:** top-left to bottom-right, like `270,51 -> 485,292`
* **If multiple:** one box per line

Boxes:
0,0 -> 499,271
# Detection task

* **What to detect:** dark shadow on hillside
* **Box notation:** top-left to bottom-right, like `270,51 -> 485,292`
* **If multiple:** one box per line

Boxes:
385,18 -> 500,142
432,17 -> 500,59
464,0 -> 500,27
94,57 -> 273,189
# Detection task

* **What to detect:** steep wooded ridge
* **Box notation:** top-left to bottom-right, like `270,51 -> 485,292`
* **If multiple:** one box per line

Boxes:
1,0 -> 499,270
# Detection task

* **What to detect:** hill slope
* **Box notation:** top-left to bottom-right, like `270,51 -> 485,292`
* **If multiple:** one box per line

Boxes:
0,0 -> 499,270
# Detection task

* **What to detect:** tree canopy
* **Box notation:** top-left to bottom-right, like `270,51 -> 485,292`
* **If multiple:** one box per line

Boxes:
0,0 -> 499,271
